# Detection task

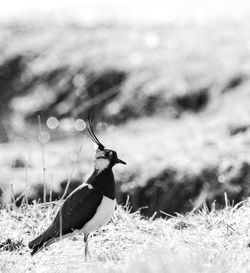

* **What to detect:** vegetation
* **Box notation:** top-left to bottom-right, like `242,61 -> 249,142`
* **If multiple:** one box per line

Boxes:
1,199 -> 250,272
1,8 -> 250,271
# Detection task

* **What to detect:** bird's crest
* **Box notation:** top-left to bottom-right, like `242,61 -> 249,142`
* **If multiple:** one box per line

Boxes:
86,113 -> 105,150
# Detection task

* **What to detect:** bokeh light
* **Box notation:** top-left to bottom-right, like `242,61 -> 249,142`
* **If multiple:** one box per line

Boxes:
60,118 -> 74,132
106,102 -> 120,115
46,117 -> 59,130
75,119 -> 86,131
96,122 -> 108,131
39,131 -> 50,143
72,73 -> 86,88
144,32 -> 160,49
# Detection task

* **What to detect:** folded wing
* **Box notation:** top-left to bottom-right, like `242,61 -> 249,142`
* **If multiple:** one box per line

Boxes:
28,184 -> 103,255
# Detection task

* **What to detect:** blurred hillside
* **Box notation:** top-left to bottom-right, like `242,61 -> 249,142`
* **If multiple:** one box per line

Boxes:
1,21 -> 250,139
1,18 -> 250,215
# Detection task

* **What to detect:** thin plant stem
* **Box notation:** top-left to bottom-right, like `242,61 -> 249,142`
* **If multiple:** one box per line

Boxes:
38,115 -> 46,204
24,156 -> 29,205
60,144 -> 83,201
15,186 -> 31,204
59,209 -> 62,240
10,183 -> 17,211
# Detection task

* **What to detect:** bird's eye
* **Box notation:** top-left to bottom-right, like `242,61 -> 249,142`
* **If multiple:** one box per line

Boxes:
105,151 -> 110,157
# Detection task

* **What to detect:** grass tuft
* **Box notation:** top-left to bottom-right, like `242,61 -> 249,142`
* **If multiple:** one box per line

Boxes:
0,238 -> 24,252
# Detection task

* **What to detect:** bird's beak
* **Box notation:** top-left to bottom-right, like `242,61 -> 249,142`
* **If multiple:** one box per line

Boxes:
116,158 -> 127,165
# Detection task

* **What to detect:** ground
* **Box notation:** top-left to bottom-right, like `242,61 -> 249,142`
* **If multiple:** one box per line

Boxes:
1,200 -> 250,272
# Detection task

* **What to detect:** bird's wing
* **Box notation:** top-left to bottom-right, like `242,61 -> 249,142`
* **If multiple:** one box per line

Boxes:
28,184 -> 103,254
53,184 -> 103,235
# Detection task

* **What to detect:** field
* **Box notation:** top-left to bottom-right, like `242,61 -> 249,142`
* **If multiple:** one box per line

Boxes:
1,1 -> 250,271
1,199 -> 250,273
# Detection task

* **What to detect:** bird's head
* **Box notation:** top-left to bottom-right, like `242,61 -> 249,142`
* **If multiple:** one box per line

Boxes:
87,117 -> 126,171
95,148 -> 126,170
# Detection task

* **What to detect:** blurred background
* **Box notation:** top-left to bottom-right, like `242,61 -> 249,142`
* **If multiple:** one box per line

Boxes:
1,0 -> 250,216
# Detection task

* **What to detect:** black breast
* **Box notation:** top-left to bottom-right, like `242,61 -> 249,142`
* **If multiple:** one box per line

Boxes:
88,168 -> 116,200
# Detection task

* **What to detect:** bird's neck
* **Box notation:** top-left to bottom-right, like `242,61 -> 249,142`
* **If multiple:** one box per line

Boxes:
87,168 -> 116,200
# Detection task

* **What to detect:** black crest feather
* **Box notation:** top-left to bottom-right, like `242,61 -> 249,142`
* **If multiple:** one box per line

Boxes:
86,113 -> 105,150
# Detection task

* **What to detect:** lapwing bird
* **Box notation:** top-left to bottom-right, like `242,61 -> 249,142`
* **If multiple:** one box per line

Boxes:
28,119 -> 126,258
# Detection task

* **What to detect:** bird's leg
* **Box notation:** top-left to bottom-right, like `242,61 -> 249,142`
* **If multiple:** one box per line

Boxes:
84,234 -> 91,261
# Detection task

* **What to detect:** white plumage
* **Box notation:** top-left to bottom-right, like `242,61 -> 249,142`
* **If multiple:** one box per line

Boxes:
81,196 -> 116,234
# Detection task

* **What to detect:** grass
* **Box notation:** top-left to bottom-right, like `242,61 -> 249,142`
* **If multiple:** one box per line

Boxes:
1,199 -> 250,272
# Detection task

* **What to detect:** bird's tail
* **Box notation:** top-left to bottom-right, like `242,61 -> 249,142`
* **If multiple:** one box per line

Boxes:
28,229 -> 56,256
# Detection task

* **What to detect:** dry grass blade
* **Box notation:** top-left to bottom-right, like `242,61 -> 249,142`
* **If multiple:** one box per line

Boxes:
60,144 -> 83,201
38,115 -> 47,204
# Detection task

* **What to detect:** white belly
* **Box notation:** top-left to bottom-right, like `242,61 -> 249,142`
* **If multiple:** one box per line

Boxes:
81,196 -> 116,234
